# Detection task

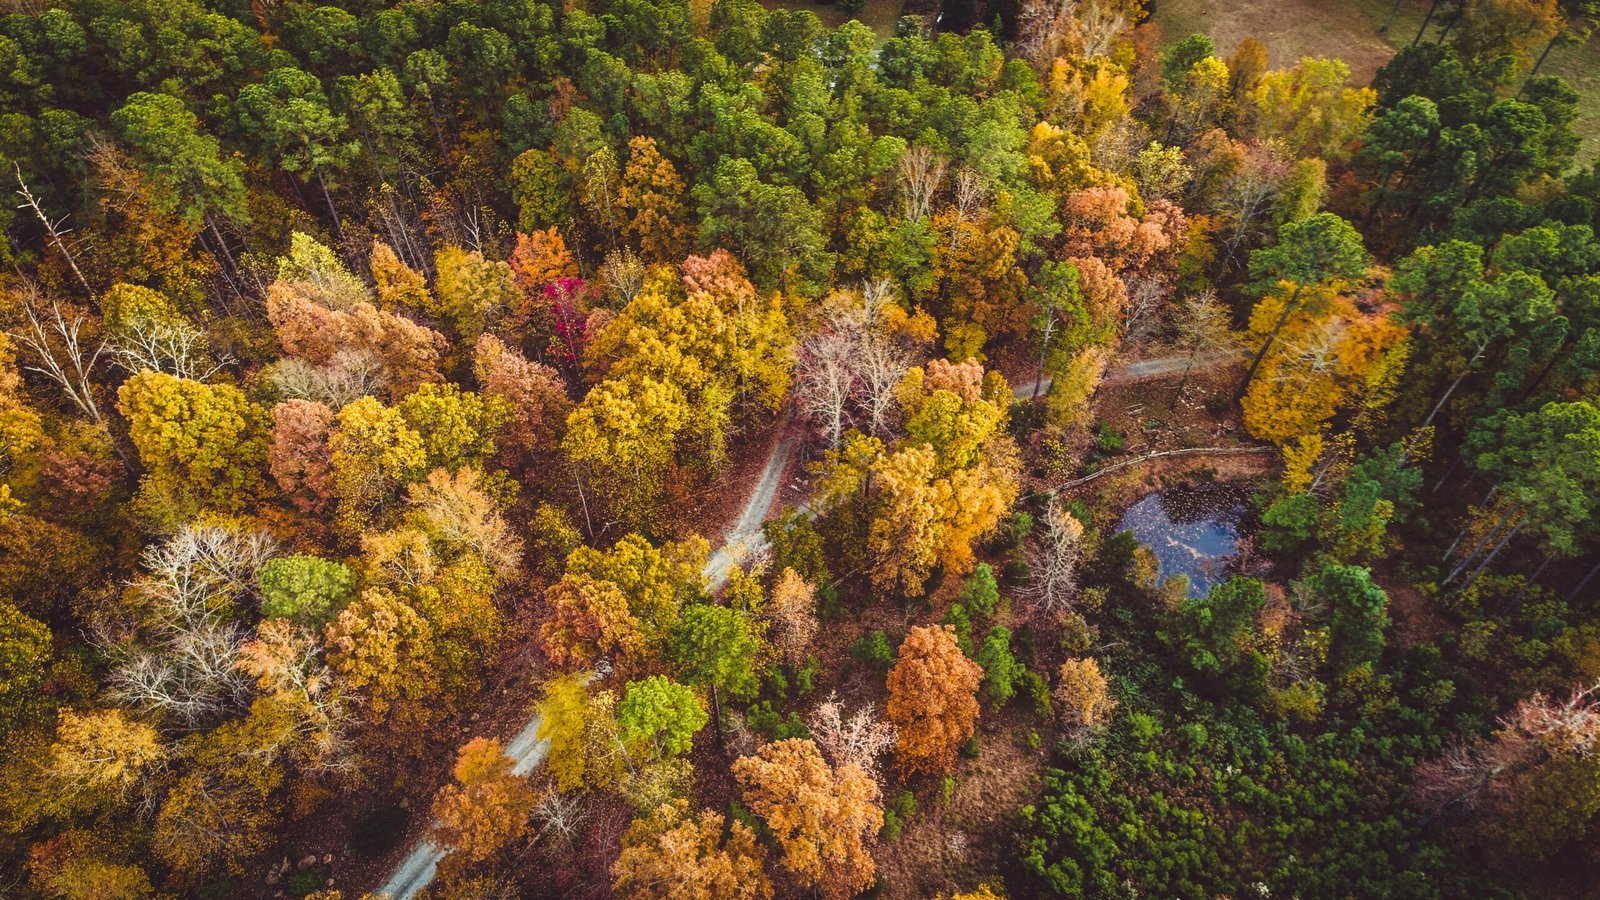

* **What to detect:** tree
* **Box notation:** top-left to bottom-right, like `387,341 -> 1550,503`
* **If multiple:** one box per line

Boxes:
235,67 -> 357,228
258,554 -> 355,626
28,831 -> 154,900
671,602 -> 764,749
567,533 -> 709,645
563,375 -> 690,528
1171,290 -> 1238,408
541,573 -> 644,672
976,626 -> 1020,709
100,524 -> 271,727
111,91 -> 248,274
1161,577 -> 1269,696
619,137 -> 691,262
0,599 -> 50,729
45,708 -> 165,815
1248,57 -> 1376,159
325,588 -> 442,740
612,800 -> 772,899
1237,213 -> 1371,401
1022,496 -> 1087,615
117,370 -> 267,524
1451,401 -> 1600,585
1301,564 -> 1389,671
536,674 -> 621,791
807,693 -> 895,777
327,395 -> 425,533
886,624 -> 983,775
766,568 -> 818,666
1413,681 -> 1600,860
616,675 -> 708,759
1056,657 -> 1117,739
731,738 -> 882,899
268,399 -> 336,513
693,157 -> 830,290
432,737 -> 538,864
431,246 -> 518,340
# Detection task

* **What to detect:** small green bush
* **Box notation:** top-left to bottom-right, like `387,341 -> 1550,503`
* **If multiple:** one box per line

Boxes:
745,701 -> 808,740
960,563 -> 1001,619
850,630 -> 895,670
976,626 -> 1019,709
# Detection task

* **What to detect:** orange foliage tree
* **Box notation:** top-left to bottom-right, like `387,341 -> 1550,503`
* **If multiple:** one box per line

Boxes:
886,624 -> 983,775
432,737 -> 539,865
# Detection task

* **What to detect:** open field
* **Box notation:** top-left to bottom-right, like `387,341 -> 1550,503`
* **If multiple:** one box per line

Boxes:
1150,0 -> 1600,165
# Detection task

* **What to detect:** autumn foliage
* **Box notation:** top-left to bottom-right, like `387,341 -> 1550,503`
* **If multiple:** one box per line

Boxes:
886,625 -> 984,775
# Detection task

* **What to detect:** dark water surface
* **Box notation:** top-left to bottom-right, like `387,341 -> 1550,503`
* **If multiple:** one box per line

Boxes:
1116,484 -> 1244,598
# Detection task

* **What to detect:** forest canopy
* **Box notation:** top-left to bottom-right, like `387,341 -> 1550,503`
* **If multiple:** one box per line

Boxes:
1,0 -> 1599,896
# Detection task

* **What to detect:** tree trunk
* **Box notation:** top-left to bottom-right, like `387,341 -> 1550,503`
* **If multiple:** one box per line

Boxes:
315,168 -> 343,237
1517,553 -> 1555,600
573,469 -> 594,540
1413,0 -> 1441,46
1444,504 -> 1517,583
1234,283 -> 1304,403
1423,336 -> 1491,428
1565,559 -> 1600,604
1459,521 -> 1524,594
1431,453 -> 1463,495
1171,347 -> 1198,411
710,683 -> 725,755
1526,33 -> 1562,84
1518,336 -> 1571,402
1380,0 -> 1405,33
1033,317 -> 1055,402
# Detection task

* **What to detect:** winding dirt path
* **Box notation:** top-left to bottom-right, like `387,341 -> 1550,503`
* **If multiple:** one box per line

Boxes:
375,426 -> 802,899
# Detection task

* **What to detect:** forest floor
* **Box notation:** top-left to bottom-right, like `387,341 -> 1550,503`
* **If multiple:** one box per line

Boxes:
1151,0 -> 1600,165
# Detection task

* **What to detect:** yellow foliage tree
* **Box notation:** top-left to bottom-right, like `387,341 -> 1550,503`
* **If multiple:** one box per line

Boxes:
612,800 -> 772,899
619,136 -> 692,263
731,738 -> 882,900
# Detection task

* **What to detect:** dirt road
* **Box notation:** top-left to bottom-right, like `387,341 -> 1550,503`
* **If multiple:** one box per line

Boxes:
375,426 -> 802,898
1011,351 -> 1236,401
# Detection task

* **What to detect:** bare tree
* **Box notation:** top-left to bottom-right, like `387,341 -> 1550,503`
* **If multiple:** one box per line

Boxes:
795,319 -> 863,449
808,693 -> 895,778
268,349 -> 388,409
1220,143 -> 1290,269
532,787 -> 585,845
111,317 -> 230,382
1171,289 -> 1238,408
858,328 -> 909,439
1121,274 -> 1170,350
237,619 -> 356,775
1021,496 -> 1086,615
897,146 -> 948,222
406,466 -> 525,580
101,525 -> 278,729
1073,0 -> 1135,57
15,165 -> 96,300
6,282 -> 108,423
1413,682 -> 1600,821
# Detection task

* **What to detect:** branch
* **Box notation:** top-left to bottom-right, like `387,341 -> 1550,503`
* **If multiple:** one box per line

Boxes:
1056,446 -> 1277,490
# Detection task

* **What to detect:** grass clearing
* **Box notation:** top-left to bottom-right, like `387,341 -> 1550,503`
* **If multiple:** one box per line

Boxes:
1149,0 -> 1600,166
758,0 -> 905,39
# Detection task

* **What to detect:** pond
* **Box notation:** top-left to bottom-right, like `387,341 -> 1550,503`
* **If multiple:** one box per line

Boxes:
1116,484 -> 1245,599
